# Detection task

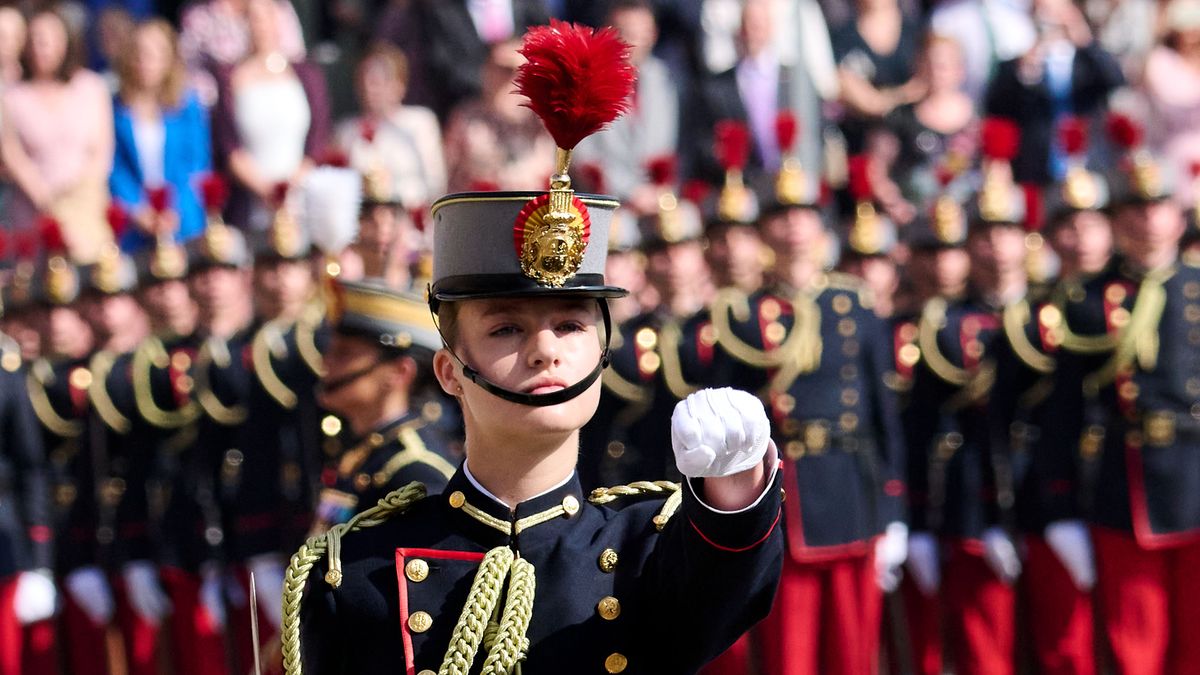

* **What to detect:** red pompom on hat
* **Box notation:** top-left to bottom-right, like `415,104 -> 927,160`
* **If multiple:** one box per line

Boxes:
981,117 -> 1020,161
147,185 -> 171,213
645,155 -> 677,188
1106,112 -> 1143,150
1058,116 -> 1088,157
200,173 -> 229,212
714,119 -> 751,171
775,111 -> 798,153
37,216 -> 67,255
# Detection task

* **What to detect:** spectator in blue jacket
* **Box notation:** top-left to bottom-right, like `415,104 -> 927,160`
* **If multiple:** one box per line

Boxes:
110,18 -> 211,251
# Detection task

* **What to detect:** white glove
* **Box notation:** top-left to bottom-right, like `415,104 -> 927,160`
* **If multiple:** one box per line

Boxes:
906,532 -> 941,596
13,568 -> 57,625
200,564 -> 226,629
248,554 -> 286,629
122,560 -> 171,626
1045,520 -> 1096,591
982,527 -> 1022,584
65,566 -> 114,625
671,388 -> 771,478
875,522 -> 909,592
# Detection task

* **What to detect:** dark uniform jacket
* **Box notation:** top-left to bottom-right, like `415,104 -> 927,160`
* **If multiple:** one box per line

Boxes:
0,342 -> 51,578
707,275 -> 906,560
312,411 -> 458,534
28,356 -> 101,574
906,292 -> 1010,541
1047,257 -> 1200,547
299,466 -> 784,674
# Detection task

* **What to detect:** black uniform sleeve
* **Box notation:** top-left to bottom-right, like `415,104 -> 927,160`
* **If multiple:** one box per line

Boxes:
4,369 -> 52,570
862,311 -> 908,527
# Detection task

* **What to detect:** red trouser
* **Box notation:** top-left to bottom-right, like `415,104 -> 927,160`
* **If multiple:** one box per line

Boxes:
897,575 -> 941,675
699,632 -> 753,675
159,566 -> 228,675
1092,527 -> 1200,675
1023,536 -> 1095,675
60,590 -> 109,675
229,565 -> 283,675
0,574 -> 57,675
943,543 -> 1015,675
757,552 -> 880,675
112,574 -> 164,675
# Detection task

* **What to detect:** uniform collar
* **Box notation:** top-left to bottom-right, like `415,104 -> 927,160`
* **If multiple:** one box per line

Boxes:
442,465 -> 586,549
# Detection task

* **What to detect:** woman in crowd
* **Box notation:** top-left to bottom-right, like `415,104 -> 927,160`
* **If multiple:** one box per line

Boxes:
110,18 -> 211,250
1,7 -> 113,262
1142,0 -> 1200,205
442,39 -> 554,192
335,43 -> 445,209
212,0 -> 329,231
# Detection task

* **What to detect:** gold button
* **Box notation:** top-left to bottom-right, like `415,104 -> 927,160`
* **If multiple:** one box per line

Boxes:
1039,305 -> 1062,326
373,471 -> 388,487
898,323 -> 917,341
422,401 -> 443,422
408,611 -> 432,633
898,344 -> 920,366
1105,285 -> 1127,303
838,318 -> 857,337
175,375 -> 194,393
1068,285 -> 1086,303
354,473 -> 371,491
1110,307 -> 1131,327
597,596 -> 621,620
1119,381 -> 1139,400
638,352 -> 661,374
775,394 -> 795,414
1186,282 -> 1200,299
1,353 -> 20,372
69,367 -> 92,389
841,389 -> 860,406
842,340 -> 860,357
635,327 -> 658,349
405,559 -> 429,583
760,298 -> 782,321
321,415 -> 342,437
418,671 -> 436,675
764,322 -> 786,344
784,440 -> 804,460
598,548 -> 619,573
368,432 -> 385,447
448,491 -> 465,508
832,294 -> 852,314
562,495 -> 580,516
1186,305 -> 1200,323
699,323 -> 717,346
841,365 -> 858,380
170,351 -> 191,370
606,441 -> 625,459
605,653 -> 628,673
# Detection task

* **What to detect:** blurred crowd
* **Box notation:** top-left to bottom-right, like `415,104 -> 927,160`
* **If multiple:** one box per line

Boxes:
0,0 -> 1197,674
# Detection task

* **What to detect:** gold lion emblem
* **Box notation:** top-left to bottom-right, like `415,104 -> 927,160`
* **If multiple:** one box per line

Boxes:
514,193 -> 591,287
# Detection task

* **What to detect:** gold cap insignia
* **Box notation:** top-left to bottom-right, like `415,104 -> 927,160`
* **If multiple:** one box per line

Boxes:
1064,166 -> 1100,209
46,256 -> 78,304
848,202 -> 884,255
513,191 -> 591,287
934,195 -> 965,244
775,158 -> 807,206
270,209 -> 304,258
93,244 -> 123,293
152,242 -> 187,280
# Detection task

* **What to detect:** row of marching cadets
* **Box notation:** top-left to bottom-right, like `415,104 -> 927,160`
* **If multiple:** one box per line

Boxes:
580,107 -> 1200,675
0,163 -> 464,675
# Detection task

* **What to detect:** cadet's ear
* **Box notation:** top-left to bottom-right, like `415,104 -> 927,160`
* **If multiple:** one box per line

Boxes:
433,348 -> 462,398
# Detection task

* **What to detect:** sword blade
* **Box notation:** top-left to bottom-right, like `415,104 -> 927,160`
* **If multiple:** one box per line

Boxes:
250,572 -> 262,675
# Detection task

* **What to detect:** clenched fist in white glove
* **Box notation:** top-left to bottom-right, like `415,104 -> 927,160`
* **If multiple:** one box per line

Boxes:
200,564 -> 226,629
671,388 -> 771,478
13,568 -> 57,625
982,527 -> 1022,584
122,560 -> 171,626
65,566 -> 114,625
875,522 -> 909,592
248,554 -> 286,629
1045,520 -> 1095,591
906,531 -> 941,596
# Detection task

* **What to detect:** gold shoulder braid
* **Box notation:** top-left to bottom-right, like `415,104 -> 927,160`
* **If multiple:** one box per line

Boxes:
132,338 -> 199,429
588,480 -> 682,532
599,324 -> 650,405
88,350 -> 131,434
917,298 -> 970,386
376,424 -> 457,484
195,337 -> 248,426
1051,282 -> 1117,354
295,303 -> 325,377
710,288 -> 823,379
1082,268 -> 1171,395
1002,300 -> 1055,374
251,320 -> 299,409
657,319 -> 699,400
27,361 -> 82,438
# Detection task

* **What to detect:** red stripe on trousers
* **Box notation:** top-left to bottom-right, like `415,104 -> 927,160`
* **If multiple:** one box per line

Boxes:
1022,536 -> 1095,675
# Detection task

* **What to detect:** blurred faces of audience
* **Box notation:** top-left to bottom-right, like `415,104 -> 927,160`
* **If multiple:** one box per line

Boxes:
26,10 -> 69,81
246,0 -> 282,56
739,0 -> 774,59
0,7 -> 27,74
356,49 -> 408,118
921,35 -> 967,94
609,2 -> 657,65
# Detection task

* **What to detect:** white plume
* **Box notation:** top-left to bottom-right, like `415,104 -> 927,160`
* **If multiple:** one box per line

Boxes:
301,167 -> 361,255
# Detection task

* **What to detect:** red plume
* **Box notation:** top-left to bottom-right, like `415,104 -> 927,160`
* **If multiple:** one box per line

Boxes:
1188,159 -> 1200,180
1058,117 -> 1088,156
775,111 -> 798,153
645,155 -> 677,187
38,216 -> 66,254
200,173 -> 229,212
514,20 -> 636,150
681,179 -> 712,205
714,120 -> 750,171
147,185 -> 171,213
935,163 -> 956,188
847,155 -> 872,202
360,118 -> 377,143
106,203 -> 129,238
1022,183 -> 1043,233
14,231 -> 36,260
469,179 -> 501,192
270,182 -> 290,210
1106,112 -> 1142,150
408,206 -> 427,232
577,163 -> 607,194
319,147 -> 349,168
981,117 -> 1020,161
0,230 -> 7,260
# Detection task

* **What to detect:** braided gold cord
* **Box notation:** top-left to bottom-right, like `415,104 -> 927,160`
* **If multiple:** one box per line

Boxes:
438,547 -> 514,675
479,557 -> 536,675
281,482 -> 428,675
588,480 -> 680,505
653,489 -> 684,532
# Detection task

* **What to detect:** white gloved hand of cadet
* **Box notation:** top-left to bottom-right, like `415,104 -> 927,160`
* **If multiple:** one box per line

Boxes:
982,526 -> 1022,584
65,566 -> 114,625
671,387 -> 771,478
200,564 -> 225,629
906,531 -> 941,596
875,522 -> 909,592
248,554 -> 286,629
122,560 -> 171,626
13,568 -> 57,625
1045,519 -> 1096,591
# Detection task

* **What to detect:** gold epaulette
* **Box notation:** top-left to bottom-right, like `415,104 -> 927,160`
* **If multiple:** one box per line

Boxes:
27,359 -> 82,438
600,323 -> 651,405
1081,267 -> 1172,395
588,480 -> 682,532
295,302 -> 325,378
132,337 -> 199,429
282,482 -> 428,675
375,422 -> 456,485
195,336 -> 248,426
1051,276 -> 1117,354
1002,300 -> 1055,374
710,287 -> 823,382
89,350 -> 131,434
658,319 -> 699,399
251,320 -> 298,409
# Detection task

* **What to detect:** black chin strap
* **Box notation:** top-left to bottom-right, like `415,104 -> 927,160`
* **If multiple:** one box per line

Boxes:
431,298 -> 613,408
316,355 -> 394,396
